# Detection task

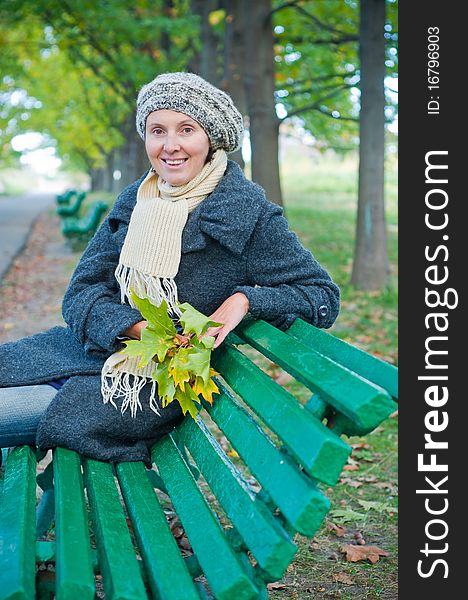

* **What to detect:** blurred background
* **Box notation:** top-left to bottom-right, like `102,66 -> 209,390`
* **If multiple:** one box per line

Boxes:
0,2 -> 398,596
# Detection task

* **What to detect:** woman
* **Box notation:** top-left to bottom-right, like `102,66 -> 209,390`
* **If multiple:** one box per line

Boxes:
0,72 -> 340,465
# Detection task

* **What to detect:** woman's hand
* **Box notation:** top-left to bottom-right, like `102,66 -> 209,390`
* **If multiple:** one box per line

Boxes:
122,320 -> 148,340
206,292 -> 250,348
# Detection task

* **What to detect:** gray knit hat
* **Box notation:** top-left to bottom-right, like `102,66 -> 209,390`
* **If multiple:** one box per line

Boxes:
136,72 -> 244,153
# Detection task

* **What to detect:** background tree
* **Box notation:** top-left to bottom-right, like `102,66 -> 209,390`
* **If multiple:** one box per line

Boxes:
0,0 -> 198,187
351,0 -> 389,289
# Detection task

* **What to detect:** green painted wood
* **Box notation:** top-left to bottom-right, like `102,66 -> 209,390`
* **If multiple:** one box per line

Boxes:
235,320 -> 397,431
0,446 -> 37,600
83,459 -> 147,600
286,318 -> 398,398
207,384 -> 331,536
213,345 -> 350,486
54,448 -> 95,600
56,191 -> 86,216
36,541 -> 56,563
177,417 -> 297,580
151,435 -> 259,600
116,461 -> 200,600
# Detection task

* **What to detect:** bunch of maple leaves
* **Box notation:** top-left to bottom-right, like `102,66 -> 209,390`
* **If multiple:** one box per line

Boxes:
120,293 -> 221,419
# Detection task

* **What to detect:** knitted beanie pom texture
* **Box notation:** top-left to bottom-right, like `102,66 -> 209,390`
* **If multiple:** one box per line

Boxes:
136,72 -> 244,153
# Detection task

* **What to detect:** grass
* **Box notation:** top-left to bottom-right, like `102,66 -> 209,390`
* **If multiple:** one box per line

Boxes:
263,149 -> 398,599
282,150 -> 398,364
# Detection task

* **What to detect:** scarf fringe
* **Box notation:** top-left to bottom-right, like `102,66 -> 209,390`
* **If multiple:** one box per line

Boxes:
101,366 -> 160,418
115,263 -> 181,317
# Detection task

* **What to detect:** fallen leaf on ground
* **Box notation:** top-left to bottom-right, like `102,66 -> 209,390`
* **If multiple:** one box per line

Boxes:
357,475 -> 378,483
339,477 -> 362,488
332,573 -> 355,585
372,481 -> 397,492
357,500 -> 398,515
267,582 -> 286,590
341,544 -> 389,564
327,522 -> 346,537
351,442 -> 370,451
343,457 -> 359,471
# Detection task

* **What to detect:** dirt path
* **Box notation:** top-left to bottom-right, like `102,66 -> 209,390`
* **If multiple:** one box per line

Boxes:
0,210 -> 80,343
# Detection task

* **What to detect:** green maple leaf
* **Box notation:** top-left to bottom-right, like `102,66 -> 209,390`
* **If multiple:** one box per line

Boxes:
178,302 -> 222,336
168,347 -> 193,387
121,327 -> 174,367
174,382 -> 201,419
184,346 -> 212,384
152,361 -> 176,406
193,334 -> 216,350
131,293 -> 177,336
169,345 -> 212,385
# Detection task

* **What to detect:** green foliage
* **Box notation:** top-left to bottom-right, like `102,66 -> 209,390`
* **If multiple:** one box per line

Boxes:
0,0 -> 199,169
272,0 -> 398,151
120,293 -> 221,420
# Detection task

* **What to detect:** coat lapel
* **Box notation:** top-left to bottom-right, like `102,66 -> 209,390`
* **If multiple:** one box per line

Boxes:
181,160 -> 265,256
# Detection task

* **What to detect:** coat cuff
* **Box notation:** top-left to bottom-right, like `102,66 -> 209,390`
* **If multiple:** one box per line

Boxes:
84,300 -> 143,353
233,285 -> 336,330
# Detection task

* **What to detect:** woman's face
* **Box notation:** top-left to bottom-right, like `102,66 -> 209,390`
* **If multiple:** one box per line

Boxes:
145,109 -> 210,186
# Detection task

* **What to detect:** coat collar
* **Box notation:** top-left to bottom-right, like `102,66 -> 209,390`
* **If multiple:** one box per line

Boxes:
181,160 -> 265,256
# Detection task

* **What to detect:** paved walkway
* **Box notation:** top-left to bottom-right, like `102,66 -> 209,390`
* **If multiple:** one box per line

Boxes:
0,193 -> 54,281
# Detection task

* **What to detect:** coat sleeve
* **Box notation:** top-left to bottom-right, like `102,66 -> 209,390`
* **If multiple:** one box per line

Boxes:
233,205 -> 340,330
61,185 -> 143,355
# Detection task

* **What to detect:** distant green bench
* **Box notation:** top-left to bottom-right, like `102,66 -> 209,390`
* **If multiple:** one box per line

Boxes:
56,191 -> 87,217
56,190 -> 78,205
61,201 -> 108,251
0,317 -> 397,600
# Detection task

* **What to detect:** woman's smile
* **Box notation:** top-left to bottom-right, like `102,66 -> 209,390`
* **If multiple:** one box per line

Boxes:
145,110 -> 210,185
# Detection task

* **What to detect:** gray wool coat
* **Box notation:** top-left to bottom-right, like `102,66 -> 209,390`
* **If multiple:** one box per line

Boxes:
0,160 -> 340,464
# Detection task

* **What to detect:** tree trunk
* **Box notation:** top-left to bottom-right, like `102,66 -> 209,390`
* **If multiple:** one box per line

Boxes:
222,0 -> 246,169
351,0 -> 389,289
240,0 -> 282,205
190,0 -> 220,85
117,112 -> 150,192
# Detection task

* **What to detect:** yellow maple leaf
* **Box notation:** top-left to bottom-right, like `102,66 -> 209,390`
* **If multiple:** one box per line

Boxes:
192,375 -> 219,405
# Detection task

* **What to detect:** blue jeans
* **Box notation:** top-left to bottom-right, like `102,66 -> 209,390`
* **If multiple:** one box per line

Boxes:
0,385 -> 57,447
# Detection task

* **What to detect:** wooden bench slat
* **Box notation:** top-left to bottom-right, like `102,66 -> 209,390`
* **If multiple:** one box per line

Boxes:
116,461 -> 200,600
83,459 -> 147,600
235,320 -> 396,431
178,417 -> 297,581
152,435 -> 259,600
214,345 -> 351,486
53,448 -> 95,599
286,318 -> 398,398
208,386 -> 331,536
0,446 -> 37,600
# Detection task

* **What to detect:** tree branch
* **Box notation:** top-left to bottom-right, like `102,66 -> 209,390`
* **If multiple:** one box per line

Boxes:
290,4 -> 357,37
277,34 -> 358,45
55,0 -> 134,101
281,103 -> 358,122
267,0 -> 301,19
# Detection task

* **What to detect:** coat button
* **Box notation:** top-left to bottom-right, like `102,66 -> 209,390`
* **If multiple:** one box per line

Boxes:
318,305 -> 328,318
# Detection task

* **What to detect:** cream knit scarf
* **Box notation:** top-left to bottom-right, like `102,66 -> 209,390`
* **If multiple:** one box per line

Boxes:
101,149 -> 228,416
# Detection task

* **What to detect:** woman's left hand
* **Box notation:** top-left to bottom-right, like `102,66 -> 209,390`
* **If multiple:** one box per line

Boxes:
206,292 -> 250,348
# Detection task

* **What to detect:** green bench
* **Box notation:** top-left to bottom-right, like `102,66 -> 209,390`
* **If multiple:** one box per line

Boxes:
0,317 -> 397,600
56,192 -> 87,217
55,190 -> 78,206
61,201 -> 108,251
